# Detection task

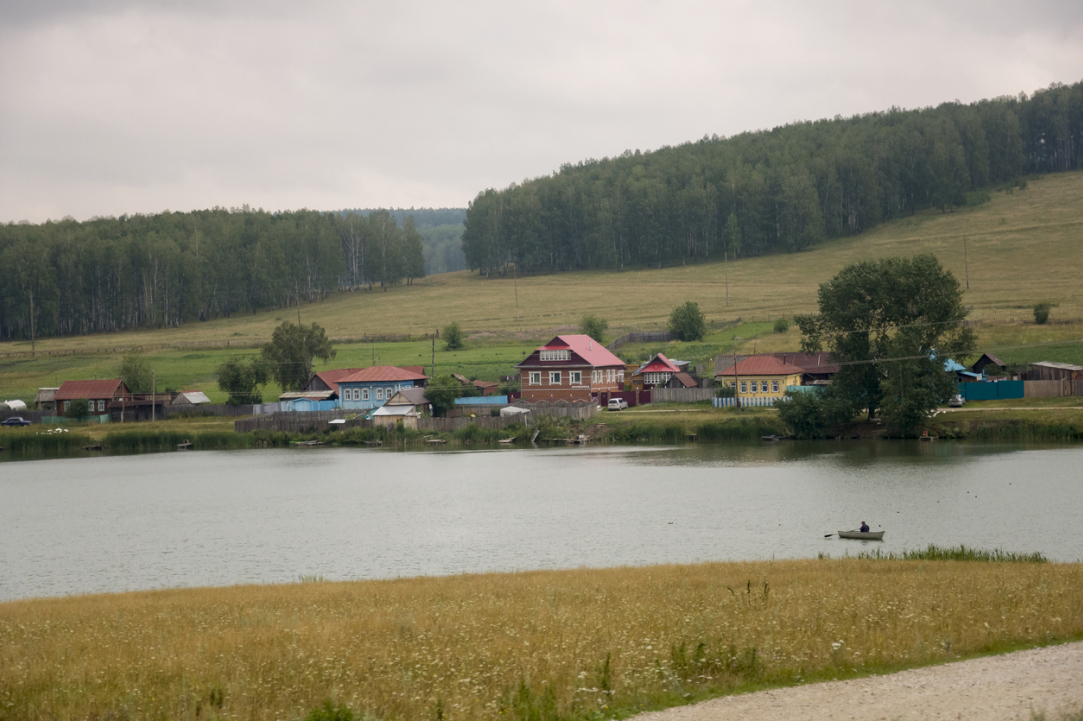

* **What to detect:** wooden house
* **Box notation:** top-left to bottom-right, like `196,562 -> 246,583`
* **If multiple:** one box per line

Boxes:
54,380 -> 133,417
338,366 -> 429,410
716,355 -> 804,402
34,387 -> 59,412
515,335 -> 626,402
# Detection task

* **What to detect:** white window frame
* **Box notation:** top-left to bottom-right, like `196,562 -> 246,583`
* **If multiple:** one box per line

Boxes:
540,349 -> 570,361
772,381 -> 780,393
386,387 -> 393,398
549,371 -> 561,385
761,381 -> 770,392
740,381 -> 748,393
570,371 -> 582,384
97,400 -> 105,412
529,372 -> 541,385
618,371 -> 624,383
375,388 -> 383,400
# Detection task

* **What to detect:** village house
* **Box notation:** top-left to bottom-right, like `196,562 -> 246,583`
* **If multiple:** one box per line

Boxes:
170,390 -> 211,406
371,388 -> 430,429
34,387 -> 59,412
515,335 -> 626,402
970,353 -> 1008,377
715,352 -> 840,386
716,355 -> 804,403
54,380 -> 134,418
337,366 -> 429,411
627,353 -> 690,390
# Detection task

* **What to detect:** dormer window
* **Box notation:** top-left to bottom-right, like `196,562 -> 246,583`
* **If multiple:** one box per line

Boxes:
540,350 -> 570,361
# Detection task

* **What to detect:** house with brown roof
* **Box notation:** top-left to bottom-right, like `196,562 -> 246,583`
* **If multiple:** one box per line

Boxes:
337,366 -> 429,411
515,335 -> 626,402
54,380 -> 133,418
715,352 -> 840,385
716,355 -> 804,404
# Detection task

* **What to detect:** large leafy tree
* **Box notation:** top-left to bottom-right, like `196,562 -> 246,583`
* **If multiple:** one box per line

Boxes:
117,350 -> 152,393
425,375 -> 477,417
580,314 -> 608,342
667,301 -> 707,342
797,254 -> 975,434
261,321 -> 336,392
216,356 -> 269,405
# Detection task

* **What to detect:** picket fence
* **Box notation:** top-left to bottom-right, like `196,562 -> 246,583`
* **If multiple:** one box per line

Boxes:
713,396 -> 779,408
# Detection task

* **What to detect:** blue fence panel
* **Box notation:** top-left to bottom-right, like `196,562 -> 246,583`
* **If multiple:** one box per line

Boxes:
996,380 -> 1024,400
959,383 -> 997,401
713,397 -> 779,408
455,395 -> 509,406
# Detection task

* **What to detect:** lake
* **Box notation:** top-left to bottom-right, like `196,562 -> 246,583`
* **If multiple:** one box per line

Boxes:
1,441 -> 1081,601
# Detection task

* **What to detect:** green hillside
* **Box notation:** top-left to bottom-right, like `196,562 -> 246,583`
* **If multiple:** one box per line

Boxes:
2,171 -> 1082,403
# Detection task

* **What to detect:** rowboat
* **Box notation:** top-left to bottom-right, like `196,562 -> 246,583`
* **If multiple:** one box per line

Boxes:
838,530 -> 885,540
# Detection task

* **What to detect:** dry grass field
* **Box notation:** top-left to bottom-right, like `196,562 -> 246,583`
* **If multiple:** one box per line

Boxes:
1,559 -> 1081,721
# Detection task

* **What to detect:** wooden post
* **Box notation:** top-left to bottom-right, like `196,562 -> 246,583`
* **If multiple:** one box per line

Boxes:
963,237 -> 969,290
151,371 -> 156,424
431,333 -> 436,378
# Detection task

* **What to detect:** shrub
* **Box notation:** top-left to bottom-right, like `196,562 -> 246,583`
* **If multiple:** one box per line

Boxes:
580,314 -> 608,342
773,318 -> 789,334
667,301 -> 706,342
65,398 -> 90,420
1033,302 -> 1052,324
306,700 -> 354,721
443,322 -> 464,350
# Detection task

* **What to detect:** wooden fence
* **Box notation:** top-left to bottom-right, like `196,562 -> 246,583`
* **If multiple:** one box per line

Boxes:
234,411 -> 352,434
0,409 -> 44,423
652,387 -> 717,404
1023,380 -> 1081,398
162,404 -> 258,418
418,416 -> 523,432
606,331 -> 671,352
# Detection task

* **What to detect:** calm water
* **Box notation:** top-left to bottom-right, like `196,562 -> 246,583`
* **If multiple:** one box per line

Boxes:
1,442 -> 1081,601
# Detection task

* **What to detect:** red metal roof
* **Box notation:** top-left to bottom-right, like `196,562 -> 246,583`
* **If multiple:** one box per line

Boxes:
523,335 -> 625,368
311,369 -> 365,393
338,366 -> 430,384
718,355 -> 806,377
55,379 -> 126,401
637,353 -> 680,374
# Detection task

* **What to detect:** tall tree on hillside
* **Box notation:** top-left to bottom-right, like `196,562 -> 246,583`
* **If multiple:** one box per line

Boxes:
261,321 -> 337,392
402,217 -> 426,285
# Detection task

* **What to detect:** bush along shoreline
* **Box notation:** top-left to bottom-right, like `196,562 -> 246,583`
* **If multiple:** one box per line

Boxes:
2,411 -> 1079,461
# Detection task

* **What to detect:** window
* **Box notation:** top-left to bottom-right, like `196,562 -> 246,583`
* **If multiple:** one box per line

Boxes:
386,387 -> 393,398
570,371 -> 582,384
361,388 -> 369,401
772,381 -> 780,393
740,381 -> 748,393
618,371 -> 624,382
375,388 -> 383,400
549,371 -> 561,385
540,349 -> 570,361
529,372 -> 541,385
354,389 -> 361,401
761,381 -> 770,392
97,400 -> 105,412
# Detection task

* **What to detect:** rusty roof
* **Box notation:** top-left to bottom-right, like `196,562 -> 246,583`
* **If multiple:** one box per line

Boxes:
311,369 -> 365,393
717,355 -> 806,377
338,366 -> 430,384
55,380 -> 127,401
518,334 -> 625,368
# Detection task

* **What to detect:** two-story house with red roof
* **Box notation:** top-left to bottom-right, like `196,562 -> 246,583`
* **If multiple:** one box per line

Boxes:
515,335 -> 626,402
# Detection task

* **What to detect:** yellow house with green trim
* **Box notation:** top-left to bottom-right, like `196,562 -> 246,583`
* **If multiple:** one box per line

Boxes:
716,355 -> 803,402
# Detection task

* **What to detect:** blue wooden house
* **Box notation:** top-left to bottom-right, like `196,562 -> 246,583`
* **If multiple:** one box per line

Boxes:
337,366 -> 429,411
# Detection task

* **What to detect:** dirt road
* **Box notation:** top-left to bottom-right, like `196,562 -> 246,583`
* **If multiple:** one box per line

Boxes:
632,641 -> 1083,721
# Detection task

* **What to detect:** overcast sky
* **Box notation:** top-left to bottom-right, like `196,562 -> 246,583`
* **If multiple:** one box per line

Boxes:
2,1 -> 1082,223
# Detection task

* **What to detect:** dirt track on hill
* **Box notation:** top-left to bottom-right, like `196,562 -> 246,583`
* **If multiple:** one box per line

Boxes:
631,641 -> 1083,721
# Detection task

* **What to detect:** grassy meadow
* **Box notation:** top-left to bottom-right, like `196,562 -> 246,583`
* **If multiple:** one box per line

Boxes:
1,558 -> 1080,721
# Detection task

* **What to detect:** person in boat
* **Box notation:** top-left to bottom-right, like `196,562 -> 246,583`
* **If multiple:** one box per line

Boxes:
860,521 -> 870,533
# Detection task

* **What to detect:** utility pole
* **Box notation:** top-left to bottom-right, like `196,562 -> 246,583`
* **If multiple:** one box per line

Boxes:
28,288 -> 36,355
151,370 -> 156,424
431,332 -> 436,378
513,262 -> 520,326
963,237 -> 970,290
724,251 -> 729,307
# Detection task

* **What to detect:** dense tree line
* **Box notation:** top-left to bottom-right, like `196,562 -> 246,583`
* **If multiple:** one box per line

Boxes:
0,208 -> 424,340
344,208 -> 468,274
462,82 -> 1083,275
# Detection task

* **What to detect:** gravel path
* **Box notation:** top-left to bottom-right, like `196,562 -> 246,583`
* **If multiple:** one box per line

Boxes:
632,642 -> 1083,721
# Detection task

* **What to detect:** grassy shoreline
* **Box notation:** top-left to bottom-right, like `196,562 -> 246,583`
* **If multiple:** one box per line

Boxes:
2,406 -> 1080,461
2,556 -> 1080,721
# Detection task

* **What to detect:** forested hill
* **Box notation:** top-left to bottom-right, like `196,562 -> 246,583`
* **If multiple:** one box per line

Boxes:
342,208 -> 468,275
462,81 -> 1083,275
0,209 -> 427,340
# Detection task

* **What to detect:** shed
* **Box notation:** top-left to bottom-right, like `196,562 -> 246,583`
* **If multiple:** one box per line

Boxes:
172,390 -> 212,406
664,372 -> 699,389
371,403 -> 421,429
34,388 -> 59,411
971,353 -> 1007,376
1028,361 -> 1083,381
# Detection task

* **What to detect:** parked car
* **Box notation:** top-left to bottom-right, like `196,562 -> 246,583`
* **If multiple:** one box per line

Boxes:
1,416 -> 32,426
607,398 -> 629,411
948,394 -> 965,407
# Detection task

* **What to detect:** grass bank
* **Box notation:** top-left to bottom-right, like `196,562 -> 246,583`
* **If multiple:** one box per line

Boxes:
929,408 -> 1083,441
1,557 -> 1079,721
